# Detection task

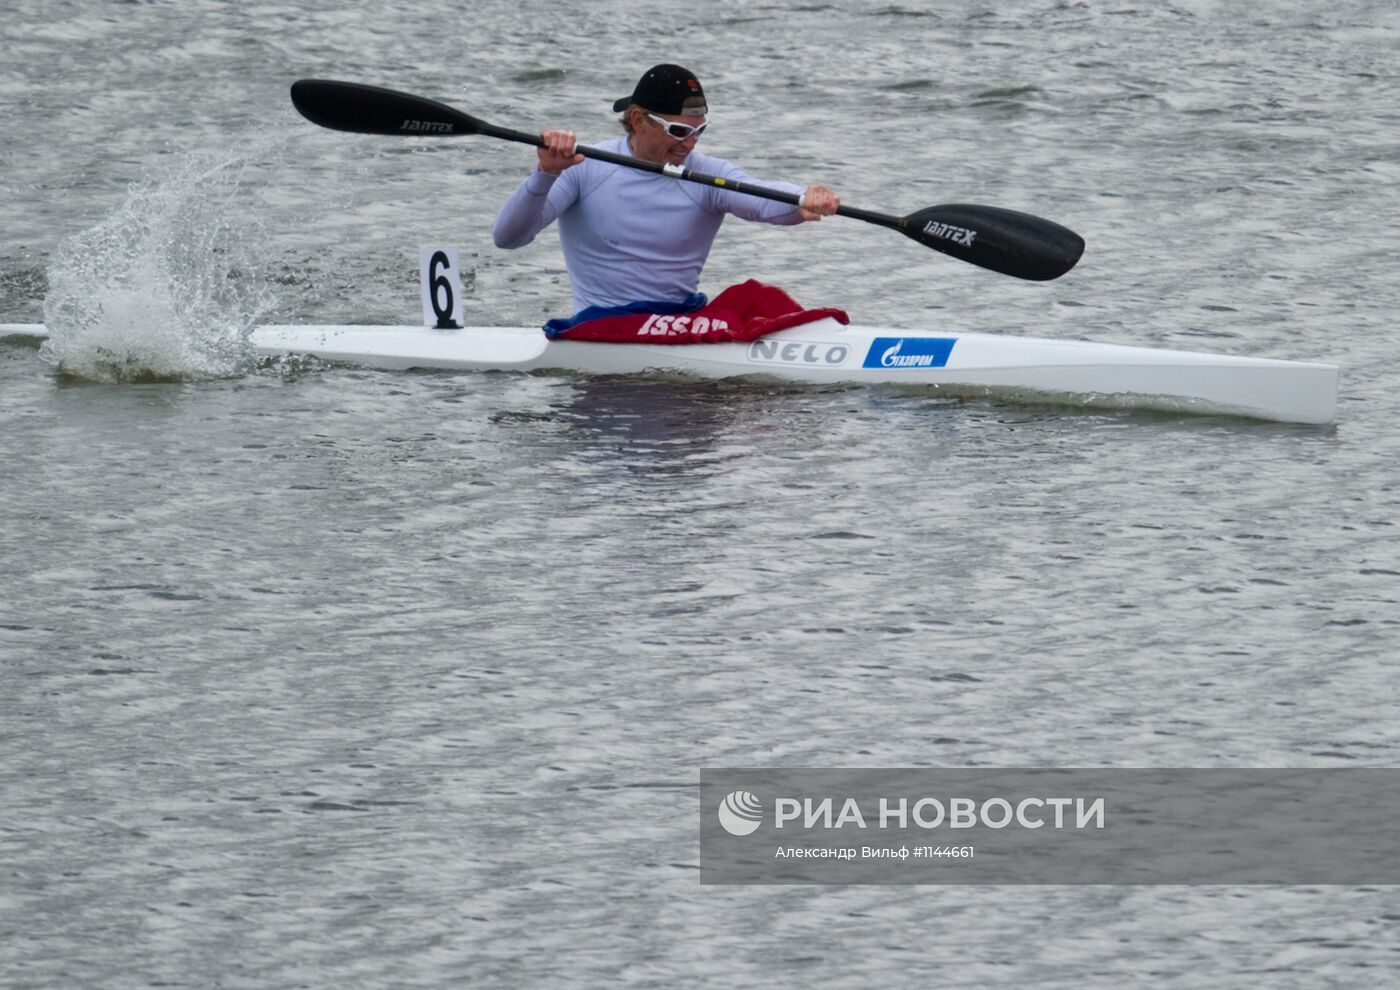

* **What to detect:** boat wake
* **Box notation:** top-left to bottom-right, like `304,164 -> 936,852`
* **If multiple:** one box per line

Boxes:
40,134 -> 281,383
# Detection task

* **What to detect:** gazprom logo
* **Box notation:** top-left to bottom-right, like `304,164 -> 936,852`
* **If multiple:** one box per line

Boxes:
863,337 -> 956,369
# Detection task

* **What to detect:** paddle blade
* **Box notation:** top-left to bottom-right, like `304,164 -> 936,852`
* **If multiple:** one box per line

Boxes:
290,79 -> 484,137
903,204 -> 1085,281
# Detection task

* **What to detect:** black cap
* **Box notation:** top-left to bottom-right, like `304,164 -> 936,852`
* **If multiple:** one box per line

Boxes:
611,64 -> 707,117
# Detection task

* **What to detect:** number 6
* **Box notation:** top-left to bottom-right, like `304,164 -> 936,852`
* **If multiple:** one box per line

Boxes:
419,246 -> 463,329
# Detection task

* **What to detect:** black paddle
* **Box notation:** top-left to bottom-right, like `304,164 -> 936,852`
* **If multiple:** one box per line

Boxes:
290,79 -> 1085,282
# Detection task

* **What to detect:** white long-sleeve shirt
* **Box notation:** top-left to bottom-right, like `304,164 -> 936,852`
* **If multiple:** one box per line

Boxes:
492,135 -> 806,314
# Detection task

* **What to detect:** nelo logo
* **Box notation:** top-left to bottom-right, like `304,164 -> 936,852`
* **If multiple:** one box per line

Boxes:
717,791 -> 764,836
747,340 -> 850,366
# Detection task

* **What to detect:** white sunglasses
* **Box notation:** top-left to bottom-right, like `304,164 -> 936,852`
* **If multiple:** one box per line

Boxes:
645,111 -> 708,141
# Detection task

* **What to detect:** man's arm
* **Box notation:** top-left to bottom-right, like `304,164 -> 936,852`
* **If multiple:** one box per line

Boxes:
492,129 -> 584,249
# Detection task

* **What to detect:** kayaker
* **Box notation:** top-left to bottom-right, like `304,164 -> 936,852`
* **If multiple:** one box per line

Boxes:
492,64 -> 840,316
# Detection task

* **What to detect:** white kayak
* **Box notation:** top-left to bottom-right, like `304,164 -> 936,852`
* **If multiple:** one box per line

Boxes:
0,319 -> 1339,424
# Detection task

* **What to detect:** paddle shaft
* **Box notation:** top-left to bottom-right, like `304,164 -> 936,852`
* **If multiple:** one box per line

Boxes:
475,118 -> 898,226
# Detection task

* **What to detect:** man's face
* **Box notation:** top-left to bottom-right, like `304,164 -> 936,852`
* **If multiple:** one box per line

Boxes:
629,108 -> 706,166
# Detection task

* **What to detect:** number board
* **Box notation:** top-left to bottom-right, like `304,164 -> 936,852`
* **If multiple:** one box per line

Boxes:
419,246 -> 463,328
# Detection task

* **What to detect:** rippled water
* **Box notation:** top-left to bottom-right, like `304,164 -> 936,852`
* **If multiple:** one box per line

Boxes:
4,1 -> 1400,987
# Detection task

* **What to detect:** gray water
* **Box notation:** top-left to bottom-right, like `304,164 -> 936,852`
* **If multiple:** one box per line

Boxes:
4,1 -> 1400,986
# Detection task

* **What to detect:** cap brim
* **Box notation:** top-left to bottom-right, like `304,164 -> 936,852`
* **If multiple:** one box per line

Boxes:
611,96 -> 632,113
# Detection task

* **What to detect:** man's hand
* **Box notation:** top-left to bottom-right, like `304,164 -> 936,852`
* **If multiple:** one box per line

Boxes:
799,185 -> 840,221
538,129 -> 584,175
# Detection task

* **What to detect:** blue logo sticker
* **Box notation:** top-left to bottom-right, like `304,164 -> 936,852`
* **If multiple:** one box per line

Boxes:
862,337 -> 957,369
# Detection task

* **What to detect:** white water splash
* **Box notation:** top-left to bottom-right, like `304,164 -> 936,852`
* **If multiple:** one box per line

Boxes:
41,137 -> 280,382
